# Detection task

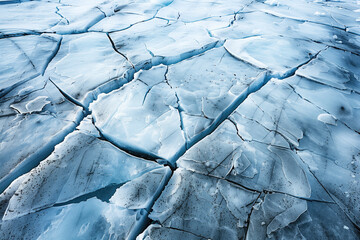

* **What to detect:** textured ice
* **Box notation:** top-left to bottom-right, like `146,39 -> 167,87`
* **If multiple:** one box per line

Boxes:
0,75 -> 84,193
91,49 -> 264,161
0,2 -> 60,36
0,34 -> 61,96
224,36 -> 324,73
246,193 -> 359,239
46,32 -> 132,105
156,0 -> 252,22
1,198 -> 143,240
149,168 -> 259,239
176,120 -> 331,201
2,128 -> 161,220
138,224 -> 207,240
1,0 -> 360,239
1,165 -> 171,239
296,47 -> 360,92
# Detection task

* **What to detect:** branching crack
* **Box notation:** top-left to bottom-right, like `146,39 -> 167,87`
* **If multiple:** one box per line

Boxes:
55,6 -> 69,25
164,66 -> 188,149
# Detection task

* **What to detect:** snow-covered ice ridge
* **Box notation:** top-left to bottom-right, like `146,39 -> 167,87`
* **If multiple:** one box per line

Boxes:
0,0 -> 360,239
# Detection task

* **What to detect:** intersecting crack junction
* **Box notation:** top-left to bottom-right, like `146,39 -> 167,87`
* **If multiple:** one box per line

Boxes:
0,0 -> 360,239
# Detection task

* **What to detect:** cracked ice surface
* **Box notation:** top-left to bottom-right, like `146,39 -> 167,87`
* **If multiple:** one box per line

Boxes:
1,0 -> 360,239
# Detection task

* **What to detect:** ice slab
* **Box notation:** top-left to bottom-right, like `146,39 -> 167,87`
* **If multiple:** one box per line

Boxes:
110,164 -> 172,211
1,166 -> 171,239
50,5 -> 105,34
177,119 -> 331,201
90,65 -> 186,161
286,75 -> 360,132
89,0 -> 174,32
224,36 -> 324,73
149,168 -> 259,239
0,75 -> 84,193
247,193 -> 359,239
231,76 -> 360,225
0,1 -> 60,36
0,198 -> 141,240
91,48 -> 264,161
213,10 -> 360,55
3,129 -> 161,220
108,18 -> 219,70
46,32 -> 132,105
0,34 -> 61,97
0,174 -> 27,219
296,47 -> 360,93
246,0 -> 359,29
10,96 -> 51,114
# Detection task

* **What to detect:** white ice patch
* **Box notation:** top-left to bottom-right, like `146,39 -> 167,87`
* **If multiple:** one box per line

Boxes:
317,113 -> 337,125
10,96 -> 51,114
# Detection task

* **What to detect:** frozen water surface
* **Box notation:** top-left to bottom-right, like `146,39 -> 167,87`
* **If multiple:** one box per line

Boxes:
0,0 -> 359,239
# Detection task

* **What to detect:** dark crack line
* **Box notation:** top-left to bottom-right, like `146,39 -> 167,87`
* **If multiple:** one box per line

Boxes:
244,193 -> 262,239
95,6 -> 106,17
206,150 -> 234,176
229,114 -> 303,150
106,33 -> 135,68
310,40 -> 360,57
103,1 -> 176,36
126,169 -> 173,240
0,113 -> 17,118
42,36 -> 62,75
104,17 -> 160,34
91,119 -> 164,163
164,226 -> 208,239
227,116 -> 245,141
275,48 -> 324,79
241,98 -> 302,148
142,82 -> 163,105
0,31 -> 52,39
144,43 -> 155,57
81,7 -> 106,33
208,171 -> 333,204
49,78 -> 89,113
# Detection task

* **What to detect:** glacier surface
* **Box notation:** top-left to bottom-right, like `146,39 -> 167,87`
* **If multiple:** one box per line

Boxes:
0,0 -> 360,239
